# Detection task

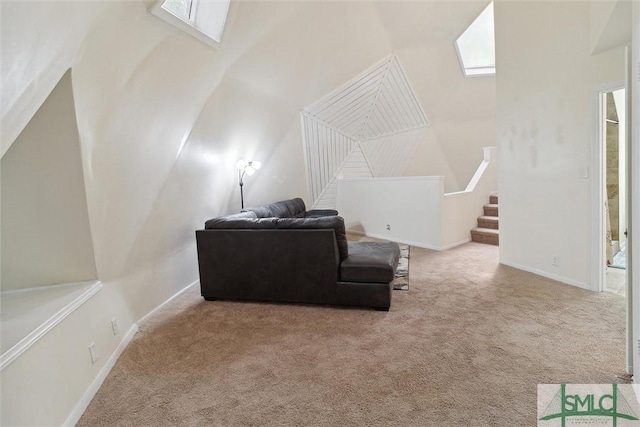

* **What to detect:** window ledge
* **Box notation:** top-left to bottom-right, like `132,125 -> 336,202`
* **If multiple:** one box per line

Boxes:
149,2 -> 222,49
0,281 -> 103,371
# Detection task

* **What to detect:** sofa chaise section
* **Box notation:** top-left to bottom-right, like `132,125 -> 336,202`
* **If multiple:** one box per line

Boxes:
196,199 -> 400,310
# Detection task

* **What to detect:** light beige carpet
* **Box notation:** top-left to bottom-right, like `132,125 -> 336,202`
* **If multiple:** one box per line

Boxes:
78,242 -> 627,426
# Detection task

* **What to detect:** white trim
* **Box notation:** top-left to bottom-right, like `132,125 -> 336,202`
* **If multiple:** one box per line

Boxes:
0,281 -> 99,295
300,112 -> 314,205
454,39 -> 496,78
137,280 -> 199,326
301,112 -> 354,141
360,125 -> 428,143
500,260 -> 592,291
338,175 -> 444,183
440,238 -> 473,251
624,41 -> 636,377
393,55 -> 430,126
63,279 -> 199,425
148,0 -> 225,49
453,2 -> 496,79
347,229 -> 471,252
304,55 -> 394,112
0,281 -> 103,371
356,141 -> 375,178
591,81 -> 626,294
63,323 -> 139,427
355,57 -> 392,140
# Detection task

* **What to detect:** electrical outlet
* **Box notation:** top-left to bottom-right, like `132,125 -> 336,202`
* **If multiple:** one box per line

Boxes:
88,343 -> 98,364
552,256 -> 560,266
111,318 -> 119,336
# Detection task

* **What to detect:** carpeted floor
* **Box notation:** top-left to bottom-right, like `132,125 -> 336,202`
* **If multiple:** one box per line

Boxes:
78,242 -> 627,426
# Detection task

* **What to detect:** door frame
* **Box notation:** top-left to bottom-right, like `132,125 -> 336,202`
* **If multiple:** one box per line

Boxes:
591,81 -> 625,294
590,46 -> 634,377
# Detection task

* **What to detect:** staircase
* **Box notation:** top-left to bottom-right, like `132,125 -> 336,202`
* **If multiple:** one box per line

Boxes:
471,193 -> 499,245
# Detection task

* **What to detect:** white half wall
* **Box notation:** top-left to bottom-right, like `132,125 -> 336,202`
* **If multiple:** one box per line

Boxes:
337,176 -> 444,248
337,147 -> 497,250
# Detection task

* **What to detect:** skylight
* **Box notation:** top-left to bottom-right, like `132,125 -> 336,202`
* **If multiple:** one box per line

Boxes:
162,0 -> 194,21
150,0 -> 230,48
455,2 -> 495,77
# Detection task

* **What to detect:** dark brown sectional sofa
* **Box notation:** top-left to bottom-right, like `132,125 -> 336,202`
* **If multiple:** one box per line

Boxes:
195,198 -> 400,310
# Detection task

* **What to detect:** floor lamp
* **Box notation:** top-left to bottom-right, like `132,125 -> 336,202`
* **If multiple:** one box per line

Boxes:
236,159 -> 261,209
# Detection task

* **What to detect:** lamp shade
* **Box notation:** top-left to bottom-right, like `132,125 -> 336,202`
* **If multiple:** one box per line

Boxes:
250,161 -> 261,170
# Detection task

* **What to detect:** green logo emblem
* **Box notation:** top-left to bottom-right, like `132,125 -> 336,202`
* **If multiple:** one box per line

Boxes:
539,384 -> 639,426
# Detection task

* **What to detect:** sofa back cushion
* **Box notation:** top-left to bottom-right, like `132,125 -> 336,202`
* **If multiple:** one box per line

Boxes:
242,197 -> 307,218
285,198 -> 307,217
204,214 -> 277,229
277,216 -> 348,261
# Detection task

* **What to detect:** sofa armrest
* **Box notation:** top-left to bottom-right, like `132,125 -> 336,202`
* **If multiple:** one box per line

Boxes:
305,209 -> 338,217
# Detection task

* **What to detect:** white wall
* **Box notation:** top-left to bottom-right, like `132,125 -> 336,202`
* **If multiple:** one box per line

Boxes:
1,70 -> 98,291
495,0 -> 625,289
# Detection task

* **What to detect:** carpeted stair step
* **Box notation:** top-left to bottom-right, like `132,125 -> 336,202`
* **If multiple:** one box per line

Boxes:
483,203 -> 498,217
471,227 -> 499,245
477,215 -> 499,229
490,194 -> 498,204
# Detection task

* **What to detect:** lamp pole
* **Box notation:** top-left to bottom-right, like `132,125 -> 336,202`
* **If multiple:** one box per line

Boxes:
236,159 -> 261,210
239,169 -> 246,209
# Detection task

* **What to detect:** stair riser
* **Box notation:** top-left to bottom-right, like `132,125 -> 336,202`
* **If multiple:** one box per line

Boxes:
490,195 -> 498,204
471,232 -> 499,245
484,206 -> 498,216
478,219 -> 499,229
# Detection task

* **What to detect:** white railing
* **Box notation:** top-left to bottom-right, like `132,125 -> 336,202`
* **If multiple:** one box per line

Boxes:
301,55 -> 429,208
336,146 -> 497,250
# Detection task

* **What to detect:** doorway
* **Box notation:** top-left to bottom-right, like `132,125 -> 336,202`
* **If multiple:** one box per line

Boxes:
603,88 -> 627,295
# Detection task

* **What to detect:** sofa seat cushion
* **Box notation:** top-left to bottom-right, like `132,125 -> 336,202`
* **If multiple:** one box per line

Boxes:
340,242 -> 400,283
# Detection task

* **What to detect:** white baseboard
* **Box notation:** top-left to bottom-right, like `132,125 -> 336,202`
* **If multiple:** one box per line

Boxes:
346,230 -> 470,251
137,280 -> 199,326
500,260 -> 593,291
440,238 -> 472,251
63,323 -> 139,426
63,279 -> 199,426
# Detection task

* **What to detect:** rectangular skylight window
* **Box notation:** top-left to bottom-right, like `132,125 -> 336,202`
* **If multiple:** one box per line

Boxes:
150,0 -> 230,48
162,0 -> 194,21
455,2 -> 495,77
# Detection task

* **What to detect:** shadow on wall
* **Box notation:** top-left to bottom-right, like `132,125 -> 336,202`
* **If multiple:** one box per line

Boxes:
1,69 -> 97,292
